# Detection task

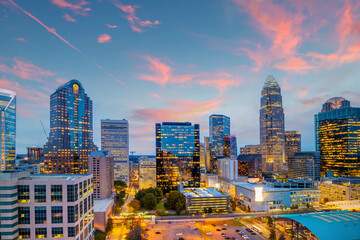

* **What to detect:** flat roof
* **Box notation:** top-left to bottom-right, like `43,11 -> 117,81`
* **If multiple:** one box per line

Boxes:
94,198 -> 114,212
19,174 -> 92,182
233,182 -> 318,192
183,188 -> 228,198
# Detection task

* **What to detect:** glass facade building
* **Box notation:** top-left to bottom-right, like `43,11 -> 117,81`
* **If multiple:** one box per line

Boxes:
101,119 -> 129,183
260,75 -> 286,173
0,88 -> 16,170
209,114 -> 230,171
44,80 -> 96,174
288,151 -> 320,180
285,130 -> 301,162
156,122 -> 200,193
230,135 -> 237,157
315,97 -> 360,177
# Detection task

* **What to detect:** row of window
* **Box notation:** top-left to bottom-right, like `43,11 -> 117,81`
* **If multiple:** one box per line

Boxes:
19,226 -> 79,239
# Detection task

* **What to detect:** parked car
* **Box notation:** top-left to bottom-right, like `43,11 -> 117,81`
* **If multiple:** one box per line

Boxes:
206,232 -> 213,236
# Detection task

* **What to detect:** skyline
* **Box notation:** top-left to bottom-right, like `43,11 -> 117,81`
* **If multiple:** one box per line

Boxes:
2,0 -> 360,154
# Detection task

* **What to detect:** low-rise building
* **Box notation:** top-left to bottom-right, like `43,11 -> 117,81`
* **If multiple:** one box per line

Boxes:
319,177 -> 360,202
182,188 -> 230,213
218,158 -> 238,181
94,198 -> 114,232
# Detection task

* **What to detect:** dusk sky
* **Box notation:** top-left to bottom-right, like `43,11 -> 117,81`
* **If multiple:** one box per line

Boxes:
2,0 -> 360,154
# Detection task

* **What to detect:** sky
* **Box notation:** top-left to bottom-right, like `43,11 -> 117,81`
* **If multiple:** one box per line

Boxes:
1,0 -> 360,155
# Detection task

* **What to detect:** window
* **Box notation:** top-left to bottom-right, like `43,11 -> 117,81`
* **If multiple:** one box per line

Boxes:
67,184 -> 78,202
51,206 -> 63,224
35,206 -> 47,224
68,227 -> 76,237
19,228 -> 30,239
18,185 -> 30,203
76,224 -> 79,235
51,185 -> 62,202
52,227 -> 63,238
88,195 -> 91,209
35,185 -> 46,203
68,206 -> 75,223
79,182 -> 83,198
35,228 -> 47,238
19,207 -> 30,224
84,198 -> 88,214
84,180 -> 88,195
80,201 -> 83,217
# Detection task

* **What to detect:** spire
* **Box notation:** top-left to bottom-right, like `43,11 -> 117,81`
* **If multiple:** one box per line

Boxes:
263,75 -> 279,88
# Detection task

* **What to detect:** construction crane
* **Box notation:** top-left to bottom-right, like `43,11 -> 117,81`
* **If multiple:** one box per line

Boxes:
39,120 -> 49,141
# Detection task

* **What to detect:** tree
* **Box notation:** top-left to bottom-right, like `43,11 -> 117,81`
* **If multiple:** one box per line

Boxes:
268,229 -> 276,240
165,191 -> 186,210
284,205 -> 287,210
135,187 -> 163,206
141,193 -> 157,210
266,216 -> 274,228
280,205 -> 283,210
208,207 -> 213,214
278,234 -> 286,240
247,205 -> 251,212
128,199 -> 141,212
105,218 -> 114,235
114,180 -> 127,193
203,208 -> 208,214
127,225 -> 142,240
306,203 -> 310,209
323,197 -> 329,204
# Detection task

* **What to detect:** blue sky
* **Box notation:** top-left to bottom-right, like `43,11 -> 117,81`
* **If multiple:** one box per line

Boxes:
1,0 -> 360,154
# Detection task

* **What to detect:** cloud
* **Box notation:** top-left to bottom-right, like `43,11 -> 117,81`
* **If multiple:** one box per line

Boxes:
0,58 -> 55,82
51,0 -> 91,16
274,57 -> 316,73
97,33 -> 111,43
106,24 -> 117,29
63,13 -> 76,22
197,72 -> 242,94
150,92 -> 161,99
138,55 -> 173,86
15,37 -> 26,41
113,1 -> 160,33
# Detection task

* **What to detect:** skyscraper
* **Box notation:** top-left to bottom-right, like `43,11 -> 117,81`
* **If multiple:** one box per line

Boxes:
240,145 -> 261,155
260,75 -> 286,173
44,80 -> 96,174
156,122 -> 200,193
285,131 -> 301,162
230,135 -> 237,157
223,134 -> 231,158
101,119 -> 129,183
315,97 -> 360,177
288,151 -> 320,180
0,89 -> 16,170
27,147 -> 44,164
209,114 -> 230,171
204,136 -> 211,171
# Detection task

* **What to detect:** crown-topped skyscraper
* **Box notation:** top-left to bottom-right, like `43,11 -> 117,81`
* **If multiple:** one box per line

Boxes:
260,75 -> 286,173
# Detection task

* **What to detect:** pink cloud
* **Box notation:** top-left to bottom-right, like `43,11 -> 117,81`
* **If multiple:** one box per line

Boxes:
106,24 -> 118,29
51,0 -> 91,16
97,34 -> 111,43
138,56 -> 173,86
274,57 -> 316,73
197,72 -> 242,94
296,87 -> 308,98
150,92 -> 161,99
113,1 -> 160,33
15,37 -> 26,41
0,58 -> 55,82
63,13 -> 76,22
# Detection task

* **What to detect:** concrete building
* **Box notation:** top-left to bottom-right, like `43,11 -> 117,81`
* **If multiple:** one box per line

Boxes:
200,173 -> 218,188
288,151 -> 320,180
204,137 -> 212,172
285,131 -> 301,162
89,151 -> 114,200
218,158 -> 238,181
240,145 -> 261,155
0,170 -> 94,240
139,157 -> 156,189
319,178 -> 360,202
94,198 -> 114,232
182,188 -> 230,213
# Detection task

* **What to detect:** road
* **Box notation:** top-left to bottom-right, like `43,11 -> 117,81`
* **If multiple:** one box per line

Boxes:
121,188 -> 135,213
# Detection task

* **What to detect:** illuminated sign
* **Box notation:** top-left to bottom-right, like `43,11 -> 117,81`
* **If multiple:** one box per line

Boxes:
254,187 -> 263,202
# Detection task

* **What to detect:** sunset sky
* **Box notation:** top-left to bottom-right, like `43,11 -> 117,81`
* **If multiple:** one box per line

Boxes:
1,0 -> 360,154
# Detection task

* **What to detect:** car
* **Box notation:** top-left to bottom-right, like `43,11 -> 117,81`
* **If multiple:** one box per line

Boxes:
225,237 -> 230,240
217,229 -> 222,231
193,227 -> 198,230
176,233 -> 183,236
155,232 -> 161,234
222,228 -> 227,230
235,230 -> 240,232
224,224 -> 228,227
245,228 -> 253,233
179,238 -> 184,240
143,234 -> 149,237
221,233 -> 226,236
206,232 -> 213,236
238,231 -> 245,236
243,235 -> 250,240
212,224 -> 216,227
190,221 -> 195,224
250,232 -> 256,235
145,229 -> 149,231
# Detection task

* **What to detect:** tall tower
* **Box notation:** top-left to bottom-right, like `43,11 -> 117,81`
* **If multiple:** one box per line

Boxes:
0,89 -> 16,170
101,119 -> 129,183
260,75 -> 285,173
44,80 -> 96,174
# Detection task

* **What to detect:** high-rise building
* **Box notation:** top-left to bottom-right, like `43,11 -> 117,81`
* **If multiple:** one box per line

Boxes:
285,131 -> 301,162
237,154 -> 262,178
0,170 -> 94,240
44,80 -> 96,174
27,147 -> 44,164
101,119 -> 129,183
139,157 -> 156,189
218,158 -> 238,181
200,143 -> 206,168
230,135 -> 237,157
156,122 -> 200,193
89,151 -> 114,199
223,134 -> 231,158
204,137 -> 212,171
288,151 -> 320,180
209,114 -> 230,171
0,89 -> 16,170
240,145 -> 261,155
260,75 -> 286,173
315,97 -> 360,177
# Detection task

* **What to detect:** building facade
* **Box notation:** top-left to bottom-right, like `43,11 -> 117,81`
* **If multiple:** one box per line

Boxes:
88,151 -> 114,200
319,178 -> 360,202
27,147 -> 44,164
240,145 -> 261,155
44,80 -> 96,174
139,157 -> 156,189
101,119 -> 129,183
230,135 -> 237,157
156,122 -> 200,193
260,75 -> 286,173
209,115 -> 230,171
237,154 -> 262,178
0,170 -> 94,240
0,88 -> 16,170
315,97 -> 360,177
288,151 -> 320,180
223,135 -> 231,159
218,158 -> 238,181
285,131 -> 301,162
204,137 -> 212,172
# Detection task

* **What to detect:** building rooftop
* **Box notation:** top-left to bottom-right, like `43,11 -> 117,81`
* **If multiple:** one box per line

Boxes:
94,198 -> 114,212
183,188 -> 228,198
90,150 -> 110,157
233,182 -> 317,192
19,174 -> 92,182
263,75 -> 279,88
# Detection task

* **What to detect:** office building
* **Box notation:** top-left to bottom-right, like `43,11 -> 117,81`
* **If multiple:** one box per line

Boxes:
218,158 -> 238,181
182,188 -> 230,213
237,154 -> 262,178
44,80 -> 96,174
89,151 -> 114,200
27,147 -> 44,164
139,157 -> 156,189
319,177 -> 360,202
200,143 -> 206,168
0,88 -> 16,170
288,151 -> 320,180
209,114 -> 230,171
223,134 -> 231,158
156,122 -> 200,193
315,97 -> 360,177
230,135 -> 237,157
260,75 -> 286,173
204,137 -> 212,171
285,131 -> 301,162
101,119 -> 129,183
0,170 -> 94,240
240,145 -> 261,155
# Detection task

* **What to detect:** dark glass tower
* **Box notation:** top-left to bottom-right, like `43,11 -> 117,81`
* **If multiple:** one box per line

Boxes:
156,122 -> 200,193
0,89 -> 16,170
44,80 -> 96,174
315,97 -> 360,177
230,135 -> 237,157
260,75 -> 285,173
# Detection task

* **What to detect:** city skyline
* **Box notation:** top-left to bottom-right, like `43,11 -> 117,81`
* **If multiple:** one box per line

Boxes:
2,0 -> 360,154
